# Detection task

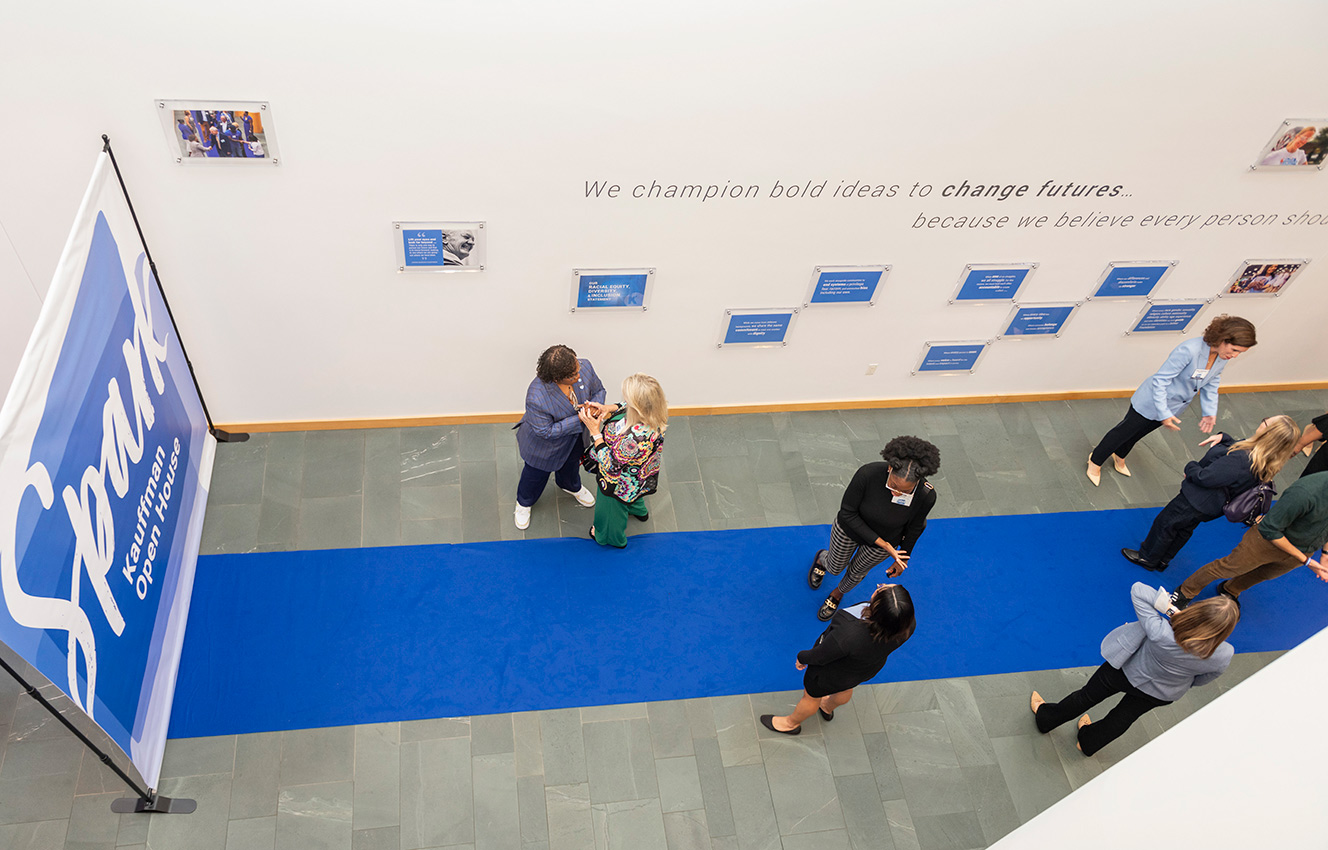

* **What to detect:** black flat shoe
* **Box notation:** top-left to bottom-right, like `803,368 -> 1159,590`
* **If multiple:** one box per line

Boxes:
588,526 -> 596,542
1121,548 -> 1165,572
759,714 -> 801,735
817,596 -> 839,621
1216,580 -> 1241,608
632,512 -> 649,522
808,550 -> 828,589
818,707 -> 834,722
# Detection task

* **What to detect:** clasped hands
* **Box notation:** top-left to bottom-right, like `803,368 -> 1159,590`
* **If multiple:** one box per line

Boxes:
577,402 -> 615,437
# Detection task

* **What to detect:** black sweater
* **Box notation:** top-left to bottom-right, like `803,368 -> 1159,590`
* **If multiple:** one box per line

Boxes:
836,462 -> 937,551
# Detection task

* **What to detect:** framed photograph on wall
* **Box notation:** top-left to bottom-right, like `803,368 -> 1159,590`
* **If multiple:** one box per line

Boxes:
1251,119 -> 1328,170
948,263 -> 1036,304
1219,259 -> 1308,297
393,221 -> 486,272
569,268 -> 653,311
157,99 -> 279,165
912,340 -> 991,375
717,308 -> 798,348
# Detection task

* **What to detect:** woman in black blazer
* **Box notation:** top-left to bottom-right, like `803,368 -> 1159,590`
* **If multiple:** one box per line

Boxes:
761,584 -> 915,734
1121,415 -> 1299,571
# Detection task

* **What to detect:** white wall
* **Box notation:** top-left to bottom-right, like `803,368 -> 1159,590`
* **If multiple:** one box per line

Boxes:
993,625 -> 1328,849
2,1 -> 1327,424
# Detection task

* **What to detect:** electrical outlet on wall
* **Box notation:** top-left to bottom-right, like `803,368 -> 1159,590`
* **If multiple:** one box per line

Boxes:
866,363 -> 878,375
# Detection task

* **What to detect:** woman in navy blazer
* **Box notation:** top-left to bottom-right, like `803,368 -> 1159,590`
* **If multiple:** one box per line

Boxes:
1030,582 -> 1237,755
1087,315 -> 1256,486
513,345 -> 607,529
1122,415 -> 1300,571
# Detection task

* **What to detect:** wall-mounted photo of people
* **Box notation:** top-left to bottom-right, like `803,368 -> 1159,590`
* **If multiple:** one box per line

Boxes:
174,109 -> 267,158
159,100 -> 278,164
1222,260 -> 1306,296
1253,120 -> 1327,169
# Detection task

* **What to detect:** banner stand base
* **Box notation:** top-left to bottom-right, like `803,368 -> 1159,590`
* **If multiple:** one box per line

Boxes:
211,429 -> 250,443
111,793 -> 197,815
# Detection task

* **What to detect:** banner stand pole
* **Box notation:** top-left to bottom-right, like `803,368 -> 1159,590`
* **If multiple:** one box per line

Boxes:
100,134 -> 249,444
0,656 -> 196,814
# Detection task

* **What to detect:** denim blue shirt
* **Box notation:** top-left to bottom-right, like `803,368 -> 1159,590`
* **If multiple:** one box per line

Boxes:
1129,337 -> 1225,421
515,359 -> 606,471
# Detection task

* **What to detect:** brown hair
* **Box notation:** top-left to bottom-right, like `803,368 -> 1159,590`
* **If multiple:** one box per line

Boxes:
535,345 -> 579,384
1201,315 -> 1257,348
1171,596 -> 1239,659
1230,415 -> 1300,482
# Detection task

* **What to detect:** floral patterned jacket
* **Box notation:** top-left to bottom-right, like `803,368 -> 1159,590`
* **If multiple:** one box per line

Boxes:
592,410 -> 664,502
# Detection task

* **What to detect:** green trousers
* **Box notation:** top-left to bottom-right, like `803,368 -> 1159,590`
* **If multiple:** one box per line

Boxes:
592,488 -> 648,548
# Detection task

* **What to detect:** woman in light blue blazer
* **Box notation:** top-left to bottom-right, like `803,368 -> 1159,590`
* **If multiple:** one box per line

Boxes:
1087,315 -> 1256,486
1030,582 -> 1238,755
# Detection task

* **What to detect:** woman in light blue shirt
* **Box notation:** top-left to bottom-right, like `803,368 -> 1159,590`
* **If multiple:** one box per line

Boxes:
1087,315 -> 1256,486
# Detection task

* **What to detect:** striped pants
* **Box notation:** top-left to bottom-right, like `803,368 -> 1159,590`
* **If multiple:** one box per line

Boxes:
823,520 -> 893,595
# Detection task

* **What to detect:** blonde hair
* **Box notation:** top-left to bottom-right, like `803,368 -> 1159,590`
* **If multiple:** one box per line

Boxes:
621,373 -> 668,432
1171,596 -> 1239,659
1230,415 -> 1300,482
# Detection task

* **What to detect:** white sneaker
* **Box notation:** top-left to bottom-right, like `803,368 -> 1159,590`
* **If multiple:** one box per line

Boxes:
514,504 -> 531,529
563,485 -> 596,507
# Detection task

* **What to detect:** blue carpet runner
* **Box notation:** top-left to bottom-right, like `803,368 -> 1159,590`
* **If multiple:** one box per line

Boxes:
168,509 -> 1327,737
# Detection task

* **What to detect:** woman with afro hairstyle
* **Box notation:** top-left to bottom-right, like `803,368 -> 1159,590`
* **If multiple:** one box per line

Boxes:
808,436 -> 940,620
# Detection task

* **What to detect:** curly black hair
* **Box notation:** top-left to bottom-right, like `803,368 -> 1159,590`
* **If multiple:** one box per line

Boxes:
535,345 -> 579,383
879,435 -> 940,481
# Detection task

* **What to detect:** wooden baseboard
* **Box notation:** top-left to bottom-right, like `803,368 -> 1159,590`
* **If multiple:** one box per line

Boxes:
215,380 -> 1328,434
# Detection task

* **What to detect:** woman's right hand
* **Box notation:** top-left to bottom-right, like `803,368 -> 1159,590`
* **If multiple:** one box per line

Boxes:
1162,416 -> 1183,432
795,660 -> 807,670
578,406 -> 601,433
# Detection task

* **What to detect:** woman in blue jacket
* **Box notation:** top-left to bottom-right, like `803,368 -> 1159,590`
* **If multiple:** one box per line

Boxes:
1122,415 -> 1300,571
1031,582 -> 1238,755
1087,315 -> 1256,486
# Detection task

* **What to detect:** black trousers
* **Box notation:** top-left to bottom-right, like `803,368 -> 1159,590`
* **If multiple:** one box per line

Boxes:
1035,662 -> 1170,756
1138,493 -> 1215,565
1091,404 -> 1163,466
1301,445 -> 1328,479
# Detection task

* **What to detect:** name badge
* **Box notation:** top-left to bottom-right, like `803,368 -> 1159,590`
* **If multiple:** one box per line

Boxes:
1191,369 -> 1209,380
891,490 -> 914,506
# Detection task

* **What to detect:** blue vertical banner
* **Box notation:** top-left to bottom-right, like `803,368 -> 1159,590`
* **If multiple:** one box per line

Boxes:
0,153 -> 214,791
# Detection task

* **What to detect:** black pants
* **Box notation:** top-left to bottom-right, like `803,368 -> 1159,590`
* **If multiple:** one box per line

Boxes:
1138,493 -> 1215,565
1301,445 -> 1328,479
1091,404 -> 1163,466
1035,663 -> 1170,756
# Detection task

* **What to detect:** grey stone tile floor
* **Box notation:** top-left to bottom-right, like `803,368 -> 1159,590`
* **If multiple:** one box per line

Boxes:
6,389 -> 1325,849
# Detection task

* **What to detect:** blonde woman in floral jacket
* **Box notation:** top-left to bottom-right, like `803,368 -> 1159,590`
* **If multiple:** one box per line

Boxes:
578,373 -> 668,548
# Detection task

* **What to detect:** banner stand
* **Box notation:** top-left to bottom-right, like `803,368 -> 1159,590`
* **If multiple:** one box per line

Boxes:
101,135 -> 247,445
0,653 -> 196,813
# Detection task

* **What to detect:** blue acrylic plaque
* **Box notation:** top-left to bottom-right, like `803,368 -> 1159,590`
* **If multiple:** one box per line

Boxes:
720,310 -> 796,346
1092,264 -> 1170,298
1001,304 -> 1077,337
576,273 -> 649,308
915,342 -> 987,373
402,229 -> 446,267
807,268 -> 884,305
953,267 -> 1030,302
1128,302 -> 1206,334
